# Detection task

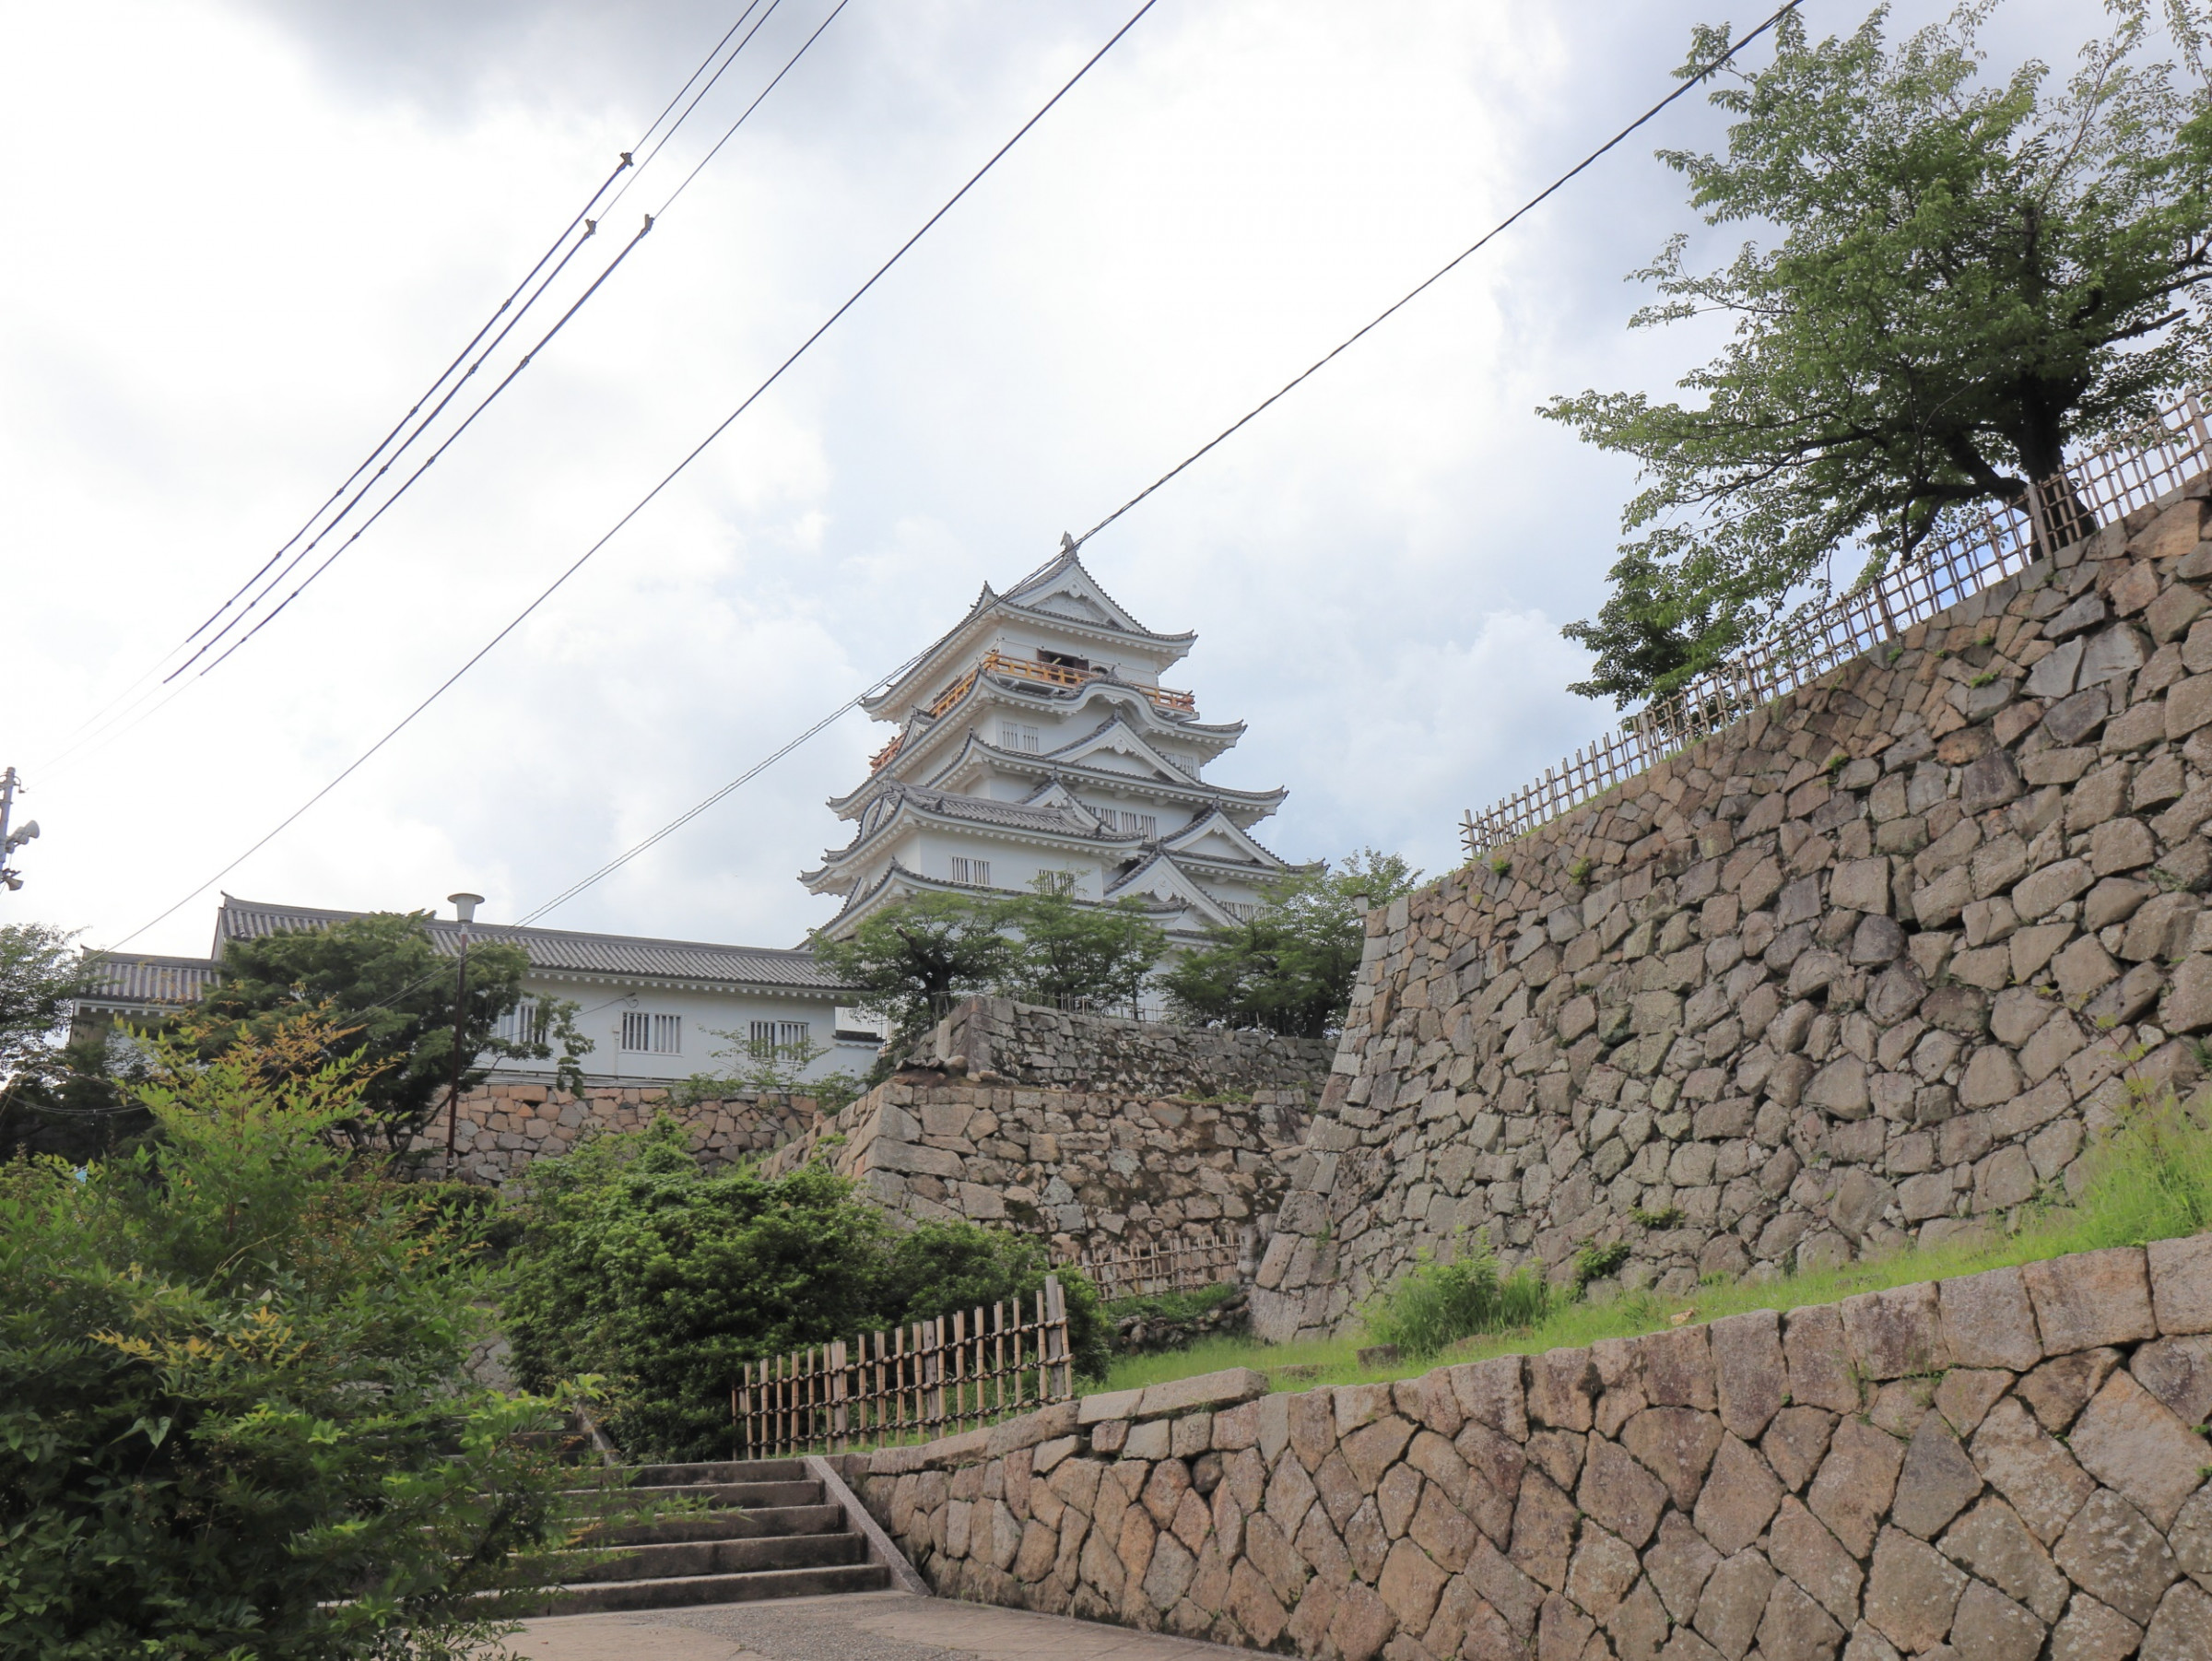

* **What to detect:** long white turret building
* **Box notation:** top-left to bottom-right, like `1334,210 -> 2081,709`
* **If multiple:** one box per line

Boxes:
803,543 -> 1297,947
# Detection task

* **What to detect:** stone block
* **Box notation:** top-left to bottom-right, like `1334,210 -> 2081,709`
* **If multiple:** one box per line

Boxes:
1711,1310 -> 1786,1441
1938,1496 -> 2070,1624
1970,1397 -> 2098,1545
2018,1349 -> 2124,1434
1768,1495 -> 1864,1625
2049,1594 -> 2145,1661
1135,1368 -> 1267,1421
2141,1580 -> 2212,1661
2054,1489 -> 2182,1626
1758,1574 -> 1847,1661
1950,1578 -> 2047,1661
1889,1413 -> 1983,1540
1079,1387 -> 1145,1427
1645,1511 -> 1723,1622
1807,1420 -> 1907,1558
1864,1526 -> 1970,1654
2148,1232 -> 2212,1333
1783,1304 -> 1862,1413
1841,1282 -> 1951,1384
1939,1266 -> 2043,1370
1580,1435 -> 1670,1548
1620,1406 -> 1724,1512
2067,1369 -> 2210,1529
1693,1433 -> 1784,1557
1526,1349 -> 1596,1432
1447,1355 -> 1528,1438
1693,1550 -> 1777,1661
2023,1247 -> 2159,1353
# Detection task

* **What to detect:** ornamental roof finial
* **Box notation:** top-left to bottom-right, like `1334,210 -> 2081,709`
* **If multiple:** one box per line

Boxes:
1061,532 -> 1079,556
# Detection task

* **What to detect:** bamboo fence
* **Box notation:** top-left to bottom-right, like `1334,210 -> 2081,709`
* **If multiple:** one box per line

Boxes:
1058,1224 -> 1252,1301
1462,393 -> 2212,858
732,1276 -> 1071,1458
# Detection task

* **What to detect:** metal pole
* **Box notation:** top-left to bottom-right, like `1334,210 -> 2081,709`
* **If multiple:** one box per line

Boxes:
441,892 -> 484,1171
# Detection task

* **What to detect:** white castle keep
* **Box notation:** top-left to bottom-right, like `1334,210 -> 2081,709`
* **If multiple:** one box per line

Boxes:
803,542 -> 1295,947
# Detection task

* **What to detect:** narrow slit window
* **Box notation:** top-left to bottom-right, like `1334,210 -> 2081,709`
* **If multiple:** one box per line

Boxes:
621,1011 -> 681,1054
1000,721 -> 1041,753
949,855 -> 991,886
1119,811 -> 1158,838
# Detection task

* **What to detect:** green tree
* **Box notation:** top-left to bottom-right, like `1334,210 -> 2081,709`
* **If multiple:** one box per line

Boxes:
1160,851 -> 1422,1038
194,912 -> 591,1150
505,1122 -> 896,1460
0,1022 -> 586,1660
1547,2 -> 2212,703
994,875 -> 1168,1015
0,923 -> 120,1161
811,893 -> 1016,1047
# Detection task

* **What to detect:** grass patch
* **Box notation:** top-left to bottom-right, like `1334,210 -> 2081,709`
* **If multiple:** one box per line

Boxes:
1104,1281 -> 1243,1327
1100,1083 -> 2212,1397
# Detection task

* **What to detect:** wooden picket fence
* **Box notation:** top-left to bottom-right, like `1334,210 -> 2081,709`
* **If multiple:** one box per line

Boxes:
1060,1224 -> 1251,1301
1462,391 -> 2212,857
732,1277 -> 1071,1458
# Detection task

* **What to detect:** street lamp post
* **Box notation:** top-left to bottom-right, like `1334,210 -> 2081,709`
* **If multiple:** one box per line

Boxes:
442,892 -> 485,1172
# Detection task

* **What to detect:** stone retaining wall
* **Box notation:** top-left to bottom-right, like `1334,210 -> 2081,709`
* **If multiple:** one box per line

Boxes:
912,997 -> 1335,1098
1259,478 -> 2212,1338
849,1240 -> 2212,1661
761,1070 -> 1311,1254
409,1080 -> 821,1184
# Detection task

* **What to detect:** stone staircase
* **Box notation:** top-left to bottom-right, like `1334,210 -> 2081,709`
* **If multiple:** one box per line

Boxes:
534,1457 -> 894,1613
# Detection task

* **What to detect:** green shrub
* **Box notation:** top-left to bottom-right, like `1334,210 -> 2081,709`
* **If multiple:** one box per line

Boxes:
0,1022 -> 582,1661
1574,1239 -> 1633,1292
1362,1238 -> 1549,1360
2061,1085 -> 2212,1249
880,1220 -> 1111,1385
505,1122 -> 1110,1460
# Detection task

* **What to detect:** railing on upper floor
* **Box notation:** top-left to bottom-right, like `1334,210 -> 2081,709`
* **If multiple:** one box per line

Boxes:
869,652 -> 1197,772
1461,391 -> 2212,857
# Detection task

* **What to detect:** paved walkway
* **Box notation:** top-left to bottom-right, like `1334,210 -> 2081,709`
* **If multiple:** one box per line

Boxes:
511,1591 -> 1251,1661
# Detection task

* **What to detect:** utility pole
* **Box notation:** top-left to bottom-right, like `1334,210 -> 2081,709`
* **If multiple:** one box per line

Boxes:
0,769 -> 39,892
442,892 -> 485,1171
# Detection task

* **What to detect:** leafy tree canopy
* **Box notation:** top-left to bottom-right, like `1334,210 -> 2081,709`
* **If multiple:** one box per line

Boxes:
812,879 -> 1168,1048
194,912 -> 591,1149
994,876 -> 1168,1016
1159,850 -> 1423,1038
1547,0 -> 2212,704
812,892 -> 1017,1048
0,1021 -> 584,1660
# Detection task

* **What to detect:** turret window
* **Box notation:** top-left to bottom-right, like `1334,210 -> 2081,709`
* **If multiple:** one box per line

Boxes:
950,856 -> 991,886
1117,811 -> 1158,838
1000,722 -> 1041,753
749,1019 -> 811,1051
621,1012 -> 682,1054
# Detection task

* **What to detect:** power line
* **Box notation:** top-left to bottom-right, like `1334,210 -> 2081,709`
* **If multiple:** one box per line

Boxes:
180,0 -> 857,677
103,0 -> 1164,954
45,0 -> 807,769
500,2 -> 1814,933
1069,0 -> 1808,551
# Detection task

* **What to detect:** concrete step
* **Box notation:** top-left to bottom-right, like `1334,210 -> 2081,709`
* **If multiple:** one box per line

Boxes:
527,1561 -> 890,1615
626,1458 -> 810,1486
561,1478 -> 823,1513
581,1502 -> 845,1548
556,1531 -> 868,1584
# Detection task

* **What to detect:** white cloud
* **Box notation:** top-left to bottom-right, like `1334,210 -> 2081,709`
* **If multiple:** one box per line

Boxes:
0,0 -> 2105,954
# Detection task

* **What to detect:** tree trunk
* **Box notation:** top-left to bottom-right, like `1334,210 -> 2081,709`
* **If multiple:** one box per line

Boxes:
2016,395 -> 2095,550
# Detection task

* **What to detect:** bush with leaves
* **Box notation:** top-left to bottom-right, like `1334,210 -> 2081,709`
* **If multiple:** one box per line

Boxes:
0,1021 -> 586,1661
1160,851 -> 1421,1037
504,1124 -> 1109,1460
1362,1235 -> 1550,1361
194,911 -> 592,1150
1548,2 -> 2212,702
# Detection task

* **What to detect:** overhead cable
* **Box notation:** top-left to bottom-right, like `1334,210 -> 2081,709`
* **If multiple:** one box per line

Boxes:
47,0 -> 804,766
103,0 -> 1163,953
1066,0 -> 1806,553
505,0 -> 1816,931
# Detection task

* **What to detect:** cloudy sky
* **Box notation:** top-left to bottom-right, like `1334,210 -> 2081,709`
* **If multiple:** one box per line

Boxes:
2,0 -> 2106,957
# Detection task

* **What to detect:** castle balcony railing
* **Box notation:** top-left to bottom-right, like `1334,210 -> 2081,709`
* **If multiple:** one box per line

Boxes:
1461,390 -> 2212,857
869,651 -> 1197,772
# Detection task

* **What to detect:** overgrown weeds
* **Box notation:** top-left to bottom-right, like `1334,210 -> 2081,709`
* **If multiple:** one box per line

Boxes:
1359,1235 -> 1549,1361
